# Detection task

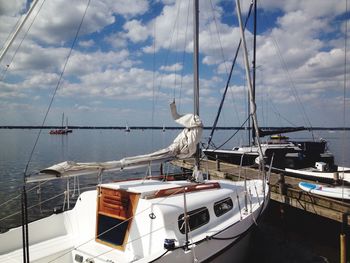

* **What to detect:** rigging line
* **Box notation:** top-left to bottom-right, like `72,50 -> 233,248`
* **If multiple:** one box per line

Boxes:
210,116 -> 250,151
341,0 -> 348,204
173,1 -> 181,100
0,0 -> 47,82
151,8 -> 157,150
178,0 -> 191,110
0,186 -> 95,222
0,180 -> 49,209
207,2 -> 254,148
0,13 -> 22,78
23,0 -> 91,178
0,184 -> 96,223
268,96 -> 299,127
0,190 -> 65,223
206,0 -> 242,129
0,14 -> 21,51
209,0 -> 229,75
271,37 -> 313,131
89,225 -> 170,261
257,0 -> 314,135
154,0 -> 184,106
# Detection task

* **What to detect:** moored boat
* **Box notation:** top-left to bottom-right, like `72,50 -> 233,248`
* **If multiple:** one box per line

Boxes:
284,163 -> 350,184
50,113 -> 73,135
299,181 -> 350,200
0,177 -> 268,263
204,137 -> 334,170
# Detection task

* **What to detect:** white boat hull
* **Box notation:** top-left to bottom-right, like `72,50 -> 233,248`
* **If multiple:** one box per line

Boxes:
299,182 -> 350,200
0,179 -> 268,263
285,166 -> 350,183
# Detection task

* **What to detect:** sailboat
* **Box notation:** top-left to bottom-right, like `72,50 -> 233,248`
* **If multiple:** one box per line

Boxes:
50,113 -> 73,135
202,0 -> 334,171
203,134 -> 334,170
125,124 -> 131,132
0,1 -> 268,262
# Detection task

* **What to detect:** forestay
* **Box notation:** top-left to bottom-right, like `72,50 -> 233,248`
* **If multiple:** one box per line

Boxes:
29,102 -> 202,181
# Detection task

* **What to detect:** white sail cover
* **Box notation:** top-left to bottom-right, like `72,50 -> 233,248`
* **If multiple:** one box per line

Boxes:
36,102 -> 203,179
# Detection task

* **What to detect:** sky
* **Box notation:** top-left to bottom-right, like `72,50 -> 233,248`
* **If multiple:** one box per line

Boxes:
0,0 -> 349,128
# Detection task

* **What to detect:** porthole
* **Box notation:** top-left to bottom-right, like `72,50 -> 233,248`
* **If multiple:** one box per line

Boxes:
178,207 -> 209,234
214,197 -> 233,217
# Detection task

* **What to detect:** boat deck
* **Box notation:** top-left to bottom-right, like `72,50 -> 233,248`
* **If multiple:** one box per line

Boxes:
171,158 -> 350,225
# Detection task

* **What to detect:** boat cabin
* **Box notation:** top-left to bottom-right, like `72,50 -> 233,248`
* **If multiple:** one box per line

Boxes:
94,180 -> 224,253
87,178 -> 257,261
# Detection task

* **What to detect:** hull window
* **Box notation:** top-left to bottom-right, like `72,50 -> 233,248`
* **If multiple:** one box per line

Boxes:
214,197 -> 233,217
178,207 -> 209,234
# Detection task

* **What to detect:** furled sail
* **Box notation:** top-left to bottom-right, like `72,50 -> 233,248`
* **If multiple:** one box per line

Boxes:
29,102 -> 202,182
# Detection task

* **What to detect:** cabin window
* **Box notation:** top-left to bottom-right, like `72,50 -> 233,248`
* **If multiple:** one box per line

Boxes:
214,197 -> 233,217
178,207 -> 209,234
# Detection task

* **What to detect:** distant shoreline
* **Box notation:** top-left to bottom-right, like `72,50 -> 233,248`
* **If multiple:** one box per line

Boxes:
0,126 -> 349,130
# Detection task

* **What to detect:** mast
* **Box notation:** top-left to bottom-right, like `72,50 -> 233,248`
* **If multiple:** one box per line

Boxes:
61,112 -> 64,129
248,0 -> 257,146
193,0 -> 200,168
0,0 -> 39,63
252,0 -> 257,144
235,0 -> 264,165
0,2 -> 40,262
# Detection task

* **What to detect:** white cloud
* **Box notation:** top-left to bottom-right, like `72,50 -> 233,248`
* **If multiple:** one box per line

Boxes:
123,20 -> 149,43
0,0 -> 348,126
65,49 -> 133,76
260,0 -> 345,18
79,39 -> 95,48
0,0 -> 25,16
26,1 -> 115,45
105,0 -> 149,17
104,32 -> 128,49
160,63 -> 182,72
5,0 -> 149,46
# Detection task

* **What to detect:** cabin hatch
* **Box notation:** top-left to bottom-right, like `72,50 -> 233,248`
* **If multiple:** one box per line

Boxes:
96,186 -> 139,250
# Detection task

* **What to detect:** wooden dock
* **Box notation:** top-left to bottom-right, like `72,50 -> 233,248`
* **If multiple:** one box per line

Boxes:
171,158 -> 350,225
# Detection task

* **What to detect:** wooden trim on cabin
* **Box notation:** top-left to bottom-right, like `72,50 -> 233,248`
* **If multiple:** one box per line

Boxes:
110,174 -> 181,183
146,182 -> 221,199
95,186 -> 140,251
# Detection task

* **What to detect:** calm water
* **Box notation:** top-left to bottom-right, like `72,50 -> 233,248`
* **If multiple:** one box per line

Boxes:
0,128 -> 349,262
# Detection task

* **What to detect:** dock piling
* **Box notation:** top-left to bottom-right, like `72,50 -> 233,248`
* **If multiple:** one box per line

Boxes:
278,173 -> 286,195
333,172 -> 340,185
216,155 -> 220,171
